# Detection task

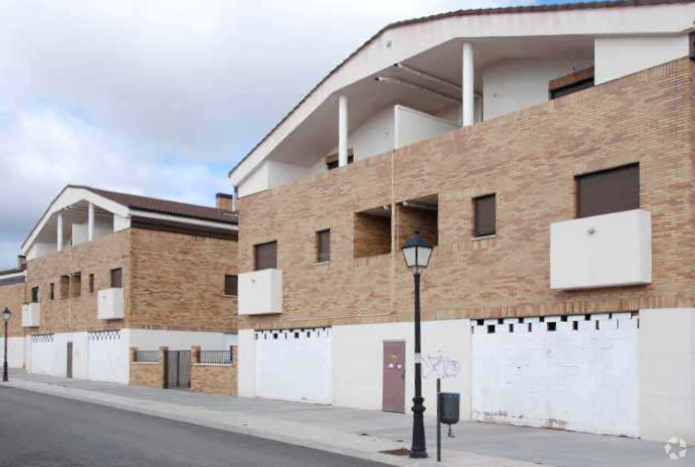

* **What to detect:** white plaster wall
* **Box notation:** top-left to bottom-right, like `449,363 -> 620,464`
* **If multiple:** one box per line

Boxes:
255,327 -> 332,404
472,314 -> 639,437
482,58 -> 594,120
72,223 -> 88,246
550,209 -> 652,290
332,320 -> 472,419
224,333 -> 239,347
595,35 -> 689,84
29,333 -> 88,377
239,161 -> 310,198
238,329 -> 256,398
238,163 -> 270,198
239,269 -> 282,315
29,335 -> 54,375
88,330 -> 127,383
27,243 -> 56,261
639,308 -> 695,444
394,105 -> 458,149
113,214 -> 130,232
0,337 -> 24,368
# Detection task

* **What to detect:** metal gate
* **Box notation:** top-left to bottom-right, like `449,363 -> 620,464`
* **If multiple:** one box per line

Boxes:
166,350 -> 191,390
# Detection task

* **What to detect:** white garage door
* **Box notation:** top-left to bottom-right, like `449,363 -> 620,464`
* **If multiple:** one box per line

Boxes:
256,327 -> 332,404
472,313 -> 639,437
89,330 -> 127,383
30,334 -> 55,375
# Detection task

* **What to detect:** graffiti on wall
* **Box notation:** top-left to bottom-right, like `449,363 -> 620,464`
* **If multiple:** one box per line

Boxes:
424,351 -> 460,379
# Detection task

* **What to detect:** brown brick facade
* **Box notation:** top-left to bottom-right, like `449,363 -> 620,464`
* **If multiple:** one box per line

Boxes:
238,58 -> 695,331
25,227 -> 238,335
190,346 -> 238,395
0,281 -> 25,337
129,347 -> 166,388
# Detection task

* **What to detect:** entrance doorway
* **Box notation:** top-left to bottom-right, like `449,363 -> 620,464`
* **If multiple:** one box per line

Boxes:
382,341 -> 405,413
66,342 -> 73,379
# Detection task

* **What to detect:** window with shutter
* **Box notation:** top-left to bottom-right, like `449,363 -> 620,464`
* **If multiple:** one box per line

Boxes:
224,275 -> 238,296
317,230 -> 331,263
576,164 -> 639,218
473,194 -> 496,237
254,242 -> 278,270
110,268 -> 123,288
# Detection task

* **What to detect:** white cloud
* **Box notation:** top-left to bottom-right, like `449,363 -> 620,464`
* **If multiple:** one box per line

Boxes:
0,0 -> 534,268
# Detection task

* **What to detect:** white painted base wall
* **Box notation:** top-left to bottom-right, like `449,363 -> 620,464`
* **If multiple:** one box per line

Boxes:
639,308 -> 695,444
25,329 -> 235,384
0,336 -> 24,368
472,314 -> 639,437
255,327 -> 332,404
332,320 -> 471,418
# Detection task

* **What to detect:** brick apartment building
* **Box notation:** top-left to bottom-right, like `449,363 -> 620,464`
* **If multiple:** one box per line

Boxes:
228,0 -> 695,443
0,260 -> 27,368
16,185 -> 239,385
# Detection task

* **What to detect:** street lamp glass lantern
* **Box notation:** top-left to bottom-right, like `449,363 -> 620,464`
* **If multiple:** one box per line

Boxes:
2,308 -> 11,323
402,233 -> 433,272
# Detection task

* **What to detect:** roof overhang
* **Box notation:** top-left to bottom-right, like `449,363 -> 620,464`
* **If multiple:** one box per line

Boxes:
229,0 -> 695,187
21,186 -> 238,255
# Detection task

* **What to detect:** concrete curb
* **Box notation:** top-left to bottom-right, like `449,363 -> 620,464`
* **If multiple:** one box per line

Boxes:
3,380 -> 543,467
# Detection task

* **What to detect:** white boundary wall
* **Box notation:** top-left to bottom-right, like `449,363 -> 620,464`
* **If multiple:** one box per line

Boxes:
25,329 -> 235,384
0,336 -> 24,368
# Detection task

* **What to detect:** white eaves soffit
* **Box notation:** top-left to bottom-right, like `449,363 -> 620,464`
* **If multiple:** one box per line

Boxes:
229,2 -> 695,187
21,187 -> 130,255
21,187 -> 239,255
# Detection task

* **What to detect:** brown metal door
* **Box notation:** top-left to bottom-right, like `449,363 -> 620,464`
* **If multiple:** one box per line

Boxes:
383,341 -> 405,413
66,342 -> 73,378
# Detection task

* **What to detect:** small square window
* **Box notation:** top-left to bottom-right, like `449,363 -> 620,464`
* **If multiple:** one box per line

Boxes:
224,275 -> 238,297
317,229 -> 331,263
473,194 -> 496,237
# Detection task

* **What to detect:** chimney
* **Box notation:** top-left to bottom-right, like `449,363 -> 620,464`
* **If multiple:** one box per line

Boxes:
17,255 -> 27,270
216,193 -> 234,211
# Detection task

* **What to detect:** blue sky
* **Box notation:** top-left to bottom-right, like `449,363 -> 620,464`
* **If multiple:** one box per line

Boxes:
0,0 -> 592,269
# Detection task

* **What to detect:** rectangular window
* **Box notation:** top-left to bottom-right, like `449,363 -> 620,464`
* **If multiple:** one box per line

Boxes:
49,283 -> 54,301
71,273 -> 82,298
110,268 -> 123,288
224,275 -> 238,297
473,194 -> 496,237
317,229 -> 331,263
31,287 -> 39,303
89,274 -> 95,294
254,241 -> 277,270
576,164 -> 640,218
60,275 -> 70,299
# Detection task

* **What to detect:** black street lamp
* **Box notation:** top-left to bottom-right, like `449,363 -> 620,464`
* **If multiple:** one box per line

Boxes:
2,307 -> 11,383
402,232 -> 433,459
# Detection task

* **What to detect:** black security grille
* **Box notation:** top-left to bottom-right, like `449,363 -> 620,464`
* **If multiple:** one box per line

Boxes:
166,350 -> 191,390
200,350 -> 232,365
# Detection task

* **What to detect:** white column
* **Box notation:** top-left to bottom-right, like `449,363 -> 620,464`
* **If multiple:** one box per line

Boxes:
87,202 -> 95,241
462,42 -> 475,127
338,95 -> 349,167
56,213 -> 63,251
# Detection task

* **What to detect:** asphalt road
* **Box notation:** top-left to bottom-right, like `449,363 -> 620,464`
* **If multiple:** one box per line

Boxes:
0,387 -> 386,467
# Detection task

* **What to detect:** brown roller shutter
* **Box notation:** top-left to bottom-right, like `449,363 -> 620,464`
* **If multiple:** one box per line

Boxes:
474,194 -> 496,237
576,164 -> 639,218
254,241 -> 277,270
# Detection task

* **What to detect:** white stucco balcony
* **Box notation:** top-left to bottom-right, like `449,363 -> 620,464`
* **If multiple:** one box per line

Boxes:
22,303 -> 40,327
550,209 -> 652,290
239,269 -> 283,315
98,288 -> 124,320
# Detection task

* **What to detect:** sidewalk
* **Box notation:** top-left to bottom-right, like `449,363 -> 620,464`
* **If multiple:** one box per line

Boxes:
3,371 -> 684,467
